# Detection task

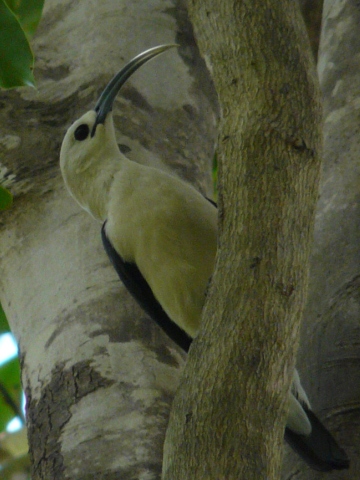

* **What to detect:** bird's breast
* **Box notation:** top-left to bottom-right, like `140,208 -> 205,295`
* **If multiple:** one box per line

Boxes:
106,168 -> 217,336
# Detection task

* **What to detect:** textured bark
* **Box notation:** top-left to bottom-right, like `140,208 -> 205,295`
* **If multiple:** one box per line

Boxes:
0,1 -> 217,478
163,1 -> 322,479
283,0 -> 360,478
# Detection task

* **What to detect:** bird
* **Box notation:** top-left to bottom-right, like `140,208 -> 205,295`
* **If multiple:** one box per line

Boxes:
60,45 -> 350,472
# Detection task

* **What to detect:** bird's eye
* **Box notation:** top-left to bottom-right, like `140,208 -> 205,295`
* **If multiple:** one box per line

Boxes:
74,124 -> 90,141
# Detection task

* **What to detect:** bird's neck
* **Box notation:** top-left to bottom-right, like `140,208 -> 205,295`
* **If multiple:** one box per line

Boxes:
67,152 -> 129,222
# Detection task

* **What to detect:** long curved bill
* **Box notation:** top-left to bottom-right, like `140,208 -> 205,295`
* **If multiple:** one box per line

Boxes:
91,44 -> 178,136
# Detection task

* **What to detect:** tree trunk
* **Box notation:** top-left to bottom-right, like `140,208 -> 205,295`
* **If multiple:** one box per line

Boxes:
283,0 -> 360,478
163,1 -> 322,479
0,1 -> 217,478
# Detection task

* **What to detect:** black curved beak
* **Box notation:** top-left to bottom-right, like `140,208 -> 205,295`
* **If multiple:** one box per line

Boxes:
91,44 -> 178,137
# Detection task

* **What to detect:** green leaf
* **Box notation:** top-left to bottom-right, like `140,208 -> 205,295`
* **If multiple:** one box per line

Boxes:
0,0 -> 35,89
0,185 -> 13,210
0,305 -> 10,334
0,358 -> 22,432
4,0 -> 44,38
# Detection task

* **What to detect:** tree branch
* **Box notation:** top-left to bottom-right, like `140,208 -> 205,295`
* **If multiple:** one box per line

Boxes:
163,1 -> 322,478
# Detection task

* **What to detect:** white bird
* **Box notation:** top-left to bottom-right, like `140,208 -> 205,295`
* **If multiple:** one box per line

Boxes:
60,45 -> 349,471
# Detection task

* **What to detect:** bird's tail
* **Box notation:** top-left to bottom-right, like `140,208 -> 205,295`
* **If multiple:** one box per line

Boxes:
285,407 -> 349,471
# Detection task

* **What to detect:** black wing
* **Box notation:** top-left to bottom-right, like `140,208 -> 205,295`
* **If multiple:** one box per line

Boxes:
285,407 -> 349,471
101,222 -> 192,352
206,197 -> 217,208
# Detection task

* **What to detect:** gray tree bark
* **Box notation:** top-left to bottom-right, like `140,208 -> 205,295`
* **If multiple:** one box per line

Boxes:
163,1 -> 322,479
283,0 -> 360,478
0,1 -> 217,478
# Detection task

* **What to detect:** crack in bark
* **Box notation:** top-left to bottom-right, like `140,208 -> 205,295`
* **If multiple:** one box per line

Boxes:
26,360 -> 114,479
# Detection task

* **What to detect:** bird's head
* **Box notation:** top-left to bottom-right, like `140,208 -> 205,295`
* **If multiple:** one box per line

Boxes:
60,44 -> 178,192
